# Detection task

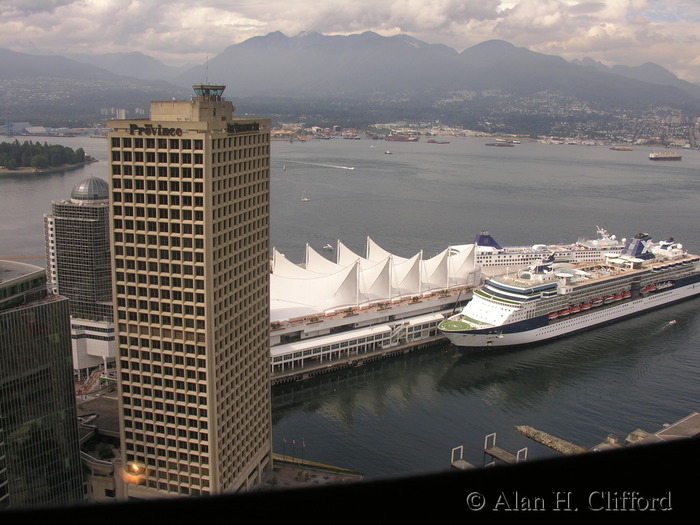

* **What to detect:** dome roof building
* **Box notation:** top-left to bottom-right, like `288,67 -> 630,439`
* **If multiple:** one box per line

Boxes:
70,176 -> 110,203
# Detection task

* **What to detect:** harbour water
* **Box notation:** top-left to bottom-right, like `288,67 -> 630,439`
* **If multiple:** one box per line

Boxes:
1,134 -> 699,481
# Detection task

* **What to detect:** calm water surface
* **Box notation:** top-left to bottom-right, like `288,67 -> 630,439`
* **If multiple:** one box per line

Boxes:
1,134 -> 699,480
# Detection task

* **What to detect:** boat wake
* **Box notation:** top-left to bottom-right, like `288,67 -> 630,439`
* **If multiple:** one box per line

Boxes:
654,320 -> 677,334
282,160 -> 355,170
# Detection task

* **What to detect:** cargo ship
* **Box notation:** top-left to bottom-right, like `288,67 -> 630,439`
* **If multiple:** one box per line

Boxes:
648,151 -> 682,161
385,133 -> 419,142
439,232 -> 700,348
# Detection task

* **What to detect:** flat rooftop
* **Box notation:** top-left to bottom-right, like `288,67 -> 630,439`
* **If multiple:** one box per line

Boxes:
0,259 -> 44,286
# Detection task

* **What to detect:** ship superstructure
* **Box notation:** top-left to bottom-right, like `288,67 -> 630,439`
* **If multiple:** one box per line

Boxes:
451,227 -> 625,274
439,232 -> 700,348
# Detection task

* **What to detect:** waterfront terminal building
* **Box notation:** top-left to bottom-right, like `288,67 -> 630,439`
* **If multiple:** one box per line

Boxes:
269,238 -> 480,378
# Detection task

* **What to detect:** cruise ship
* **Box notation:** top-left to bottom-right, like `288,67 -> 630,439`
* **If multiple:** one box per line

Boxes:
451,227 -> 625,274
439,232 -> 700,348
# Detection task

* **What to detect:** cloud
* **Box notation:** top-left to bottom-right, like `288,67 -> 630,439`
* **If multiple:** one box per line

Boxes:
0,0 -> 699,82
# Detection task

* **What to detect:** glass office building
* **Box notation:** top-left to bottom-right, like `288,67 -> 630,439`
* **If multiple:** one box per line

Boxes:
0,261 -> 83,509
45,176 -> 115,378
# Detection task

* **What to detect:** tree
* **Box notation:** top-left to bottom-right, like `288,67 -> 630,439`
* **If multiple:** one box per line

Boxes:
30,154 -> 49,169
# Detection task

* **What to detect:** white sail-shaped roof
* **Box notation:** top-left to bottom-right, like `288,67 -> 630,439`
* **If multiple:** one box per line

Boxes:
366,237 -> 405,263
304,243 -> 344,274
421,248 -> 450,292
270,239 -> 480,320
391,252 -> 421,298
271,256 -> 358,315
368,238 -> 454,293
357,256 -> 391,304
336,240 -> 379,270
447,243 -> 478,287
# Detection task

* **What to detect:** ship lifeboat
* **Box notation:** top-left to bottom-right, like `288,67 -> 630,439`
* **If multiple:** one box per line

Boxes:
591,299 -> 603,307
622,290 -> 631,299
581,302 -> 591,310
647,284 -> 657,292
559,308 -> 570,316
603,295 -> 615,304
614,293 -> 623,301
570,305 -> 581,314
548,312 -> 558,320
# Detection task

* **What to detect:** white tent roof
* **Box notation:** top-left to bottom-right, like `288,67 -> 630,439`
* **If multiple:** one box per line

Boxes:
270,238 -> 479,321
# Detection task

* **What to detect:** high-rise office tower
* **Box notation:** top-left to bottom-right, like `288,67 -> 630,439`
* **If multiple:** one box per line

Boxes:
44,176 -> 115,379
108,85 -> 272,498
0,260 -> 84,509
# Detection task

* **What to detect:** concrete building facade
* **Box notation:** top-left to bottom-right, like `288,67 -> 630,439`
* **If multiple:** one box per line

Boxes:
107,85 -> 272,498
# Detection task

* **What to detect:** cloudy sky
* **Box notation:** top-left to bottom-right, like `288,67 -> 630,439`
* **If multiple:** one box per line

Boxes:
2,0 -> 700,82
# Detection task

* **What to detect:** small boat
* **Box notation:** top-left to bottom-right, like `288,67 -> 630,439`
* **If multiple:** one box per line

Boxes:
323,244 -> 333,251
301,192 -> 310,202
385,150 -> 392,155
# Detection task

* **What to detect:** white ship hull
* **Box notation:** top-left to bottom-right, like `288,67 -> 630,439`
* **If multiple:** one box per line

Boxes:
443,281 -> 700,348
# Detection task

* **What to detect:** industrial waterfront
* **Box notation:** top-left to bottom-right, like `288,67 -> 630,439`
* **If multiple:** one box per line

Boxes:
1,133 -> 699,483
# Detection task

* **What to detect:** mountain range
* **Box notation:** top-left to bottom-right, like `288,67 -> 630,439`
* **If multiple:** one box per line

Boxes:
2,31 -> 700,127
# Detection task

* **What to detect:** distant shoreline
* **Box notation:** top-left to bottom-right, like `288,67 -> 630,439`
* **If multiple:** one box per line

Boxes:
0,158 -> 98,176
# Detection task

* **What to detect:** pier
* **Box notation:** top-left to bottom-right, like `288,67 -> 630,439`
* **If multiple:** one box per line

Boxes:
271,335 -> 447,385
452,412 -> 700,470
